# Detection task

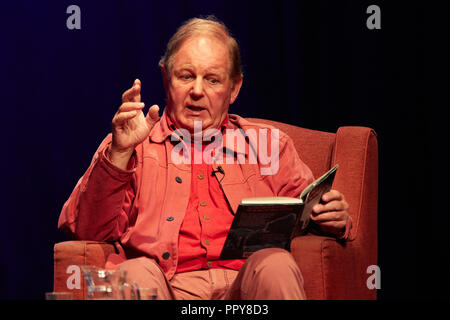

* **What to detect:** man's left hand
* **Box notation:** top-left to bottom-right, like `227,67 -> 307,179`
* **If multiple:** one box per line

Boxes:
311,189 -> 349,237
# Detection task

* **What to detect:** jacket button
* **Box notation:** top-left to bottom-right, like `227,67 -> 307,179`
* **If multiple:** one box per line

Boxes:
175,176 -> 182,183
166,216 -> 174,221
162,252 -> 170,260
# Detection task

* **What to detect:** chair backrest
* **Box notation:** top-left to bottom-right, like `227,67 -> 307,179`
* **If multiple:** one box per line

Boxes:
246,118 -> 336,178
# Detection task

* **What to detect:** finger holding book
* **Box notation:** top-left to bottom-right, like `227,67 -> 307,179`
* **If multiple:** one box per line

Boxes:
310,189 -> 349,236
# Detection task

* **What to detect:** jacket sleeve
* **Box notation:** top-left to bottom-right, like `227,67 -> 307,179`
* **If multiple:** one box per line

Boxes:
58,134 -> 137,241
265,133 -> 315,198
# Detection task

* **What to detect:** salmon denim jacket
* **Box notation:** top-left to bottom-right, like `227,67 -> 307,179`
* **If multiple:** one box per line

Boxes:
58,110 -> 315,280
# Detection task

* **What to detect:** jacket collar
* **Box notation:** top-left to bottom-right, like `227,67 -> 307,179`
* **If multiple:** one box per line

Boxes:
148,108 -> 174,143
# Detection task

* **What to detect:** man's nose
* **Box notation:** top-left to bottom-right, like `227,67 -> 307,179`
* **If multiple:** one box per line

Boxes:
190,78 -> 204,99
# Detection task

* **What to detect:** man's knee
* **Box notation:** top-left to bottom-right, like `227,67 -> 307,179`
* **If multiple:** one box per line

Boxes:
232,248 -> 306,299
116,257 -> 174,299
247,248 -> 300,276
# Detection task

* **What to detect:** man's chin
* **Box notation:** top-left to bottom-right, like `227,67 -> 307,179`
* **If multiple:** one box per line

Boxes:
179,118 -> 213,133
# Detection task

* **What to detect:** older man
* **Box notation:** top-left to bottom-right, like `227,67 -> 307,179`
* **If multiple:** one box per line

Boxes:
59,17 -> 351,300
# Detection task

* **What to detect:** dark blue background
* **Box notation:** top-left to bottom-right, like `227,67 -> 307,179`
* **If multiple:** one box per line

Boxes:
1,0 -> 433,300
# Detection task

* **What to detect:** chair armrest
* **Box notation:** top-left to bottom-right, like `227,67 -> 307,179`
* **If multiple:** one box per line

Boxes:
290,235 -> 376,300
53,240 -> 116,300
332,126 -> 378,242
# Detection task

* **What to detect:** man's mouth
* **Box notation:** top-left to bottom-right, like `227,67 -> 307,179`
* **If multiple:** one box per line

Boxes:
186,105 -> 206,112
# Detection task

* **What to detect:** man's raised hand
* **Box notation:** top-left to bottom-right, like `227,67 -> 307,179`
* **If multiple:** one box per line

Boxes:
109,79 -> 160,169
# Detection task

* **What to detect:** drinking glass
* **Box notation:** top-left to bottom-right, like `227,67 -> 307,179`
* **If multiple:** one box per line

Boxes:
81,265 -> 137,300
45,292 -> 73,300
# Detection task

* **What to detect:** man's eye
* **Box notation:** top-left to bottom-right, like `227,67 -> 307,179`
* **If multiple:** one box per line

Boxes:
181,74 -> 192,80
208,78 -> 218,84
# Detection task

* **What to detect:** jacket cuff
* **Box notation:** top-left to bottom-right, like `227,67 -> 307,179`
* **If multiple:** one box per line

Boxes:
100,144 -> 137,178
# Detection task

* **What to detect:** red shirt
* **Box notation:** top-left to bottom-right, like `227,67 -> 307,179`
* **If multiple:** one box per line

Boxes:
165,115 -> 245,273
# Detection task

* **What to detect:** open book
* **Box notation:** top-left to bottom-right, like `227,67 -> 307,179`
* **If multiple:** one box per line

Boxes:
219,164 -> 338,259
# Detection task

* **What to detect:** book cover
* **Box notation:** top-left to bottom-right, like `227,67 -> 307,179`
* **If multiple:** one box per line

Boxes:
219,164 -> 338,259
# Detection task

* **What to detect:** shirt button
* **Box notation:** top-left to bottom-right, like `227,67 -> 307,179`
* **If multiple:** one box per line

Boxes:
175,176 -> 182,183
197,173 -> 204,180
206,261 -> 213,268
166,216 -> 174,222
203,215 -> 210,220
162,252 -> 170,260
204,240 -> 211,245
199,201 -> 207,207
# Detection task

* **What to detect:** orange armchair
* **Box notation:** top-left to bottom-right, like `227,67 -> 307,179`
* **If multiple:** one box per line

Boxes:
53,120 -> 378,300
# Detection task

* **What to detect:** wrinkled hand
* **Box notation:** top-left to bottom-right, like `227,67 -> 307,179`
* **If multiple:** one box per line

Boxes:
109,79 -> 160,169
310,189 -> 349,237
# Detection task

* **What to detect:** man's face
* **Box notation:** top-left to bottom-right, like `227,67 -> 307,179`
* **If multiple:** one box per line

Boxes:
163,35 -> 242,133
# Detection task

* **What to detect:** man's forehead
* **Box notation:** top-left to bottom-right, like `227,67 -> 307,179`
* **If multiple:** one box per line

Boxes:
174,64 -> 228,75
173,35 -> 231,67
179,34 -> 228,50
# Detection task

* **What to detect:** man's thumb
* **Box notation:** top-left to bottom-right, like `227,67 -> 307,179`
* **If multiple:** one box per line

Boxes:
146,105 -> 160,124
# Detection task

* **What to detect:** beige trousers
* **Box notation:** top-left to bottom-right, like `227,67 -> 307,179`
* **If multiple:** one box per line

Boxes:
116,248 -> 306,300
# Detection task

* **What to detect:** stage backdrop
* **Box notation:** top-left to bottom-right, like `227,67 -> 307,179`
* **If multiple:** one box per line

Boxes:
0,0 -> 430,299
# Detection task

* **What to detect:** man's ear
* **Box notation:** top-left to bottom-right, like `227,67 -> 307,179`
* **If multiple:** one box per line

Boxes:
229,76 -> 243,105
161,65 -> 169,94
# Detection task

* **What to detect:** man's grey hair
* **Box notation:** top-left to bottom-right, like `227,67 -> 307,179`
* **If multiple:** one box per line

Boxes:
159,16 -> 243,81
